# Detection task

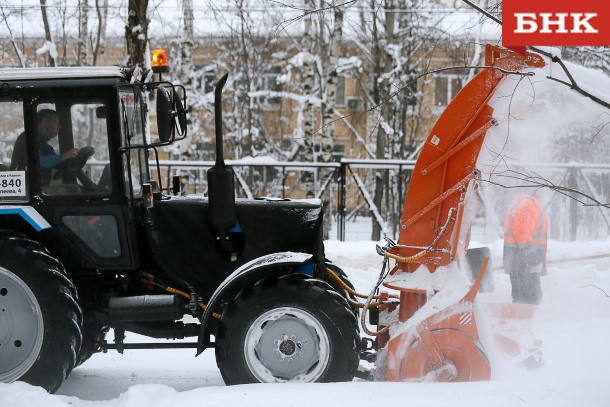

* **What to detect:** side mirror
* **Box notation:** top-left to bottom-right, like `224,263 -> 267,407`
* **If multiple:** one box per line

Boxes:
156,87 -> 172,143
173,89 -> 187,136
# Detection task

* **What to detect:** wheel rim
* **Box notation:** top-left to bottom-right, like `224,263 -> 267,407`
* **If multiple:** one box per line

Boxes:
0,267 -> 44,383
244,306 -> 330,382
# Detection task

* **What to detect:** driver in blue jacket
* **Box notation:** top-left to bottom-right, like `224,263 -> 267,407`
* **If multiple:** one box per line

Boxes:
11,109 -> 79,184
36,109 -> 79,172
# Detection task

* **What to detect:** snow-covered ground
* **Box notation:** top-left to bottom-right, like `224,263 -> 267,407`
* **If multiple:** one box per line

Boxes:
1,237 -> 609,406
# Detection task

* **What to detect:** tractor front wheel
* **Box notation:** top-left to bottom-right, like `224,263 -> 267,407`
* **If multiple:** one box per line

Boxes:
0,232 -> 82,392
215,273 -> 360,384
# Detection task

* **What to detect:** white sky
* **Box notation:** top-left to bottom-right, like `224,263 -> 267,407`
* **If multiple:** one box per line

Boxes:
0,0 -> 500,41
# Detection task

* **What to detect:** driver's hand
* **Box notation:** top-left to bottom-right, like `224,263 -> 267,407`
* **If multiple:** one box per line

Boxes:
62,148 -> 79,161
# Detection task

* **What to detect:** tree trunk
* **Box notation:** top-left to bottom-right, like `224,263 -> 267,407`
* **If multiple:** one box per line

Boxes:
125,0 -> 149,66
176,0 -> 195,158
320,5 -> 343,163
56,2 -> 69,65
39,0 -> 56,67
371,0 -> 395,241
92,0 -> 108,66
180,0 -> 194,89
236,0 -> 253,159
301,0 -> 316,197
319,3 -> 344,239
77,0 -> 89,66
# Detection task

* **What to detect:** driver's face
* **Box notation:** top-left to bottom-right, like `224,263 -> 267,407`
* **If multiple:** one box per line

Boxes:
41,115 -> 60,138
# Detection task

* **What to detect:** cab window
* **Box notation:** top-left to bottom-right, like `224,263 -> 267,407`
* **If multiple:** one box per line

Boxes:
33,101 -> 113,196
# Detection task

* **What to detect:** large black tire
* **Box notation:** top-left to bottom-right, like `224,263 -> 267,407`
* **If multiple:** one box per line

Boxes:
215,273 -> 360,385
0,231 -> 83,393
75,322 -> 108,366
324,262 -> 360,317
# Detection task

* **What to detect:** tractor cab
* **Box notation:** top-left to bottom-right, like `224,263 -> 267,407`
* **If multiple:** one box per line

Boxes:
0,67 -> 185,272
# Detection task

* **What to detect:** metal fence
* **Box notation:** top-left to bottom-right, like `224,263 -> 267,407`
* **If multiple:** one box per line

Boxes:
147,158 -> 610,242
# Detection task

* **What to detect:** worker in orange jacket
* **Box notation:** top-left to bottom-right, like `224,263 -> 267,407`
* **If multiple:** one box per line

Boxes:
503,193 -> 548,305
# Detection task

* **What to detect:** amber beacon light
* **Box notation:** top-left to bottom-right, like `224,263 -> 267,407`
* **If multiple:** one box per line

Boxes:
152,49 -> 169,73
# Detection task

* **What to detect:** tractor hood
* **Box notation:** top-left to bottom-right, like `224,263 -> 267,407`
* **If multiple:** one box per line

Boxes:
142,196 -> 325,299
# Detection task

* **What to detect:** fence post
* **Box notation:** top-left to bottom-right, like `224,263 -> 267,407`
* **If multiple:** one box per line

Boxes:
281,165 -> 286,199
396,164 -> 404,238
166,164 -> 171,191
338,161 -> 346,241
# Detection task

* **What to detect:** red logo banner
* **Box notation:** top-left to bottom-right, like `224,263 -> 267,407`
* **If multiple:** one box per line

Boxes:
503,0 -> 610,47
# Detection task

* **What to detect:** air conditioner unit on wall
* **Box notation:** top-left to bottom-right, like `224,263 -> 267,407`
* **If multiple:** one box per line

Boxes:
346,97 -> 362,111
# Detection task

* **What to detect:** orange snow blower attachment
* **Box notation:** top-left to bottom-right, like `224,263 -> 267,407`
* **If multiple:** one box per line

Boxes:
378,45 -> 545,382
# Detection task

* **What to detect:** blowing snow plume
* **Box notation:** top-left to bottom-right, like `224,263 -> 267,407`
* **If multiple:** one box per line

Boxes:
470,50 -> 610,378
477,51 -> 610,241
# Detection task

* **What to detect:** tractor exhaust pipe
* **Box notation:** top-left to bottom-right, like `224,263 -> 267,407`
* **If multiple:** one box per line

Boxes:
207,75 -> 236,232
207,73 -> 238,255
214,73 -> 229,167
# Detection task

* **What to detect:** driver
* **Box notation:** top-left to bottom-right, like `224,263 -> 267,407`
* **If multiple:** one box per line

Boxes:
11,109 -> 79,184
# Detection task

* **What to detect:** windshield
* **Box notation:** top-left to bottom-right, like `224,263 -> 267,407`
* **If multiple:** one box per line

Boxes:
118,88 -> 149,198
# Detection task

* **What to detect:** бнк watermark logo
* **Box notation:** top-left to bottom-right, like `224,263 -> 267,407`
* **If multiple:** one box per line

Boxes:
503,0 -> 610,49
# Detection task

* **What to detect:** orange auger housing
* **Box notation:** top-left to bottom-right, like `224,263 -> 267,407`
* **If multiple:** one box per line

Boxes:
378,46 -> 545,382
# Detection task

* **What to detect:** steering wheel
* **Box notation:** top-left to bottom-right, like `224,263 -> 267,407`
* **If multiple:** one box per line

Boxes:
72,146 -> 95,170
56,146 -> 97,191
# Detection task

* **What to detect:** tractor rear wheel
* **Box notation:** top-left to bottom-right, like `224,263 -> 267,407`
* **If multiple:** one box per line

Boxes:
215,273 -> 360,384
0,231 -> 82,393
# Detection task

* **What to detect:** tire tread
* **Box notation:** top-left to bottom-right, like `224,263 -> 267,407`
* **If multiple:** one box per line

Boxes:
0,229 -> 83,393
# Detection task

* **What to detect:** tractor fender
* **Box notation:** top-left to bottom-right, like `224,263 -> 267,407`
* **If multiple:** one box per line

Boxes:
196,251 -> 313,355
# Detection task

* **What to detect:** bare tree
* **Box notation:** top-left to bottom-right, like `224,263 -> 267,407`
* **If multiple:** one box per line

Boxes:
368,0 -> 395,240
234,0 -> 255,159
320,3 -> 343,163
125,0 -> 149,66
299,0 -> 317,196
77,0 -> 89,65
39,0 -> 56,66
180,0 -> 194,89
92,0 -> 108,65
193,0 -> 300,198
346,0 -> 453,239
165,0 -> 196,160
1,6 -> 26,67
54,0 -> 70,66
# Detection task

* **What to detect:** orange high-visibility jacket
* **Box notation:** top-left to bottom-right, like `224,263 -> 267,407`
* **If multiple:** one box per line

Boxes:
503,195 -> 548,247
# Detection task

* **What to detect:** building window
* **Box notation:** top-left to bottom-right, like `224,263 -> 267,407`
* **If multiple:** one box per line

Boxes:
434,75 -> 463,107
194,66 -> 217,95
336,76 -> 346,106
259,66 -> 281,107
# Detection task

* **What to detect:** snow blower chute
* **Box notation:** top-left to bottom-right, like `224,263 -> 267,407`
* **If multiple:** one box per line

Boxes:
372,45 -> 546,382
